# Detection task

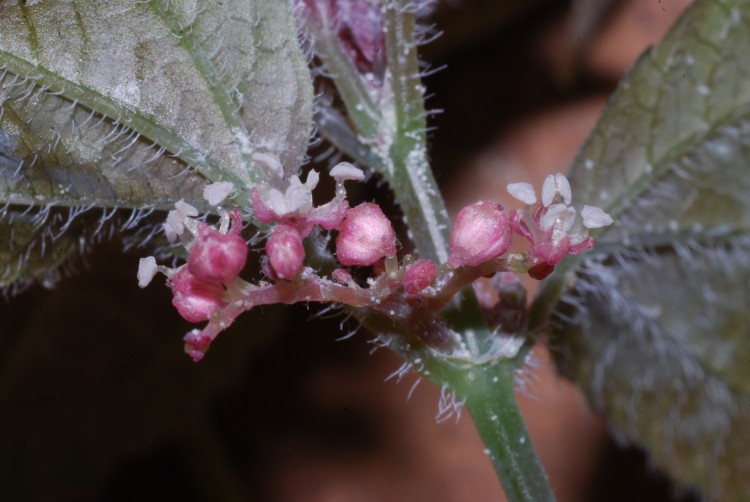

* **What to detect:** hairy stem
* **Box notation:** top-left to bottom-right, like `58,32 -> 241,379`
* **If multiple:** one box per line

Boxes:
382,0 -> 451,264
359,308 -> 553,502
304,14 -> 381,139
379,2 -> 553,498
306,1 -> 554,498
459,361 -> 555,502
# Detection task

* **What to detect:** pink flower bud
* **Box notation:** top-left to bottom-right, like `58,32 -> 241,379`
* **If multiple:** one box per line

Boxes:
266,225 -> 305,280
448,201 -> 511,268
183,329 -> 212,362
334,1 -> 386,78
336,203 -> 397,266
332,268 -> 354,284
170,268 -> 226,323
188,225 -> 248,284
403,260 -> 437,295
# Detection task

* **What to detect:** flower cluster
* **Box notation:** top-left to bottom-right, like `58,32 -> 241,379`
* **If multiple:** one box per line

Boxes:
505,173 -> 612,279
139,164 -> 611,362
140,155 -> 404,361
444,173 -> 612,279
138,183 -> 248,360
250,155 -> 397,277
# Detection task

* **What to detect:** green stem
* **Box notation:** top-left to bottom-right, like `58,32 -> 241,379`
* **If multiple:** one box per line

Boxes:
458,361 -> 555,502
306,18 -> 380,140
383,1 -> 452,263
312,2 -> 555,499
315,104 -> 386,170
358,309 -> 555,502
379,3 -> 553,499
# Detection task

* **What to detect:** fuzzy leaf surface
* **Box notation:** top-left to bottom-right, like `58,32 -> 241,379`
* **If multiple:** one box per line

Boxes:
0,0 -> 313,287
543,0 -> 750,498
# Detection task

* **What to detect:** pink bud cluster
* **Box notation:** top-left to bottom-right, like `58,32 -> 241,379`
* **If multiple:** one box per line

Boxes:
250,158 -> 399,278
138,183 -> 248,361
444,173 -> 612,279
139,164 -> 612,363
170,222 -> 247,328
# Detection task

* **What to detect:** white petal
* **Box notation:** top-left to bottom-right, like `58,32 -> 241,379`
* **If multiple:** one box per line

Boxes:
175,200 -> 198,217
266,188 -> 289,215
162,222 -> 177,242
559,206 -> 577,232
550,207 -> 577,242
506,182 -> 536,205
330,162 -> 365,181
541,175 -> 556,207
253,152 -> 284,177
540,203 -> 568,231
203,181 -> 234,206
137,256 -> 158,288
304,169 -> 320,190
164,210 -> 184,241
285,182 -> 313,214
554,173 -> 572,205
582,205 -> 613,228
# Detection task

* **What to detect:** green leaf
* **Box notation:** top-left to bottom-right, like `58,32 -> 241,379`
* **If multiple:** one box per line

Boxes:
540,0 -> 750,498
0,0 -> 314,288
0,0 -> 312,205
0,205 -> 168,292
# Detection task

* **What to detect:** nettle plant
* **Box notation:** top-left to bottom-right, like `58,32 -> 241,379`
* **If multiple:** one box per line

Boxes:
1,0 -> 749,500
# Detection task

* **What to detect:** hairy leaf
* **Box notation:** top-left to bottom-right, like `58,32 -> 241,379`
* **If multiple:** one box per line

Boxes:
0,208 -> 83,291
0,205 -> 168,292
543,0 -> 750,498
0,0 -> 313,287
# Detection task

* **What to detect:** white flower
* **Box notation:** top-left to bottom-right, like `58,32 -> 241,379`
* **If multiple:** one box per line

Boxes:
506,182 -> 537,205
581,205 -> 613,228
541,173 -> 572,207
540,203 -> 576,233
330,162 -> 365,182
203,181 -> 234,206
263,170 -> 319,217
163,200 -> 199,241
137,256 -> 158,288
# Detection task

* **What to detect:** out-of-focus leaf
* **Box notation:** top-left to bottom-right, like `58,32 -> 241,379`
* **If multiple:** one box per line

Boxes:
0,0 -> 313,288
0,205 -> 167,292
0,208 -> 83,290
540,0 -> 750,498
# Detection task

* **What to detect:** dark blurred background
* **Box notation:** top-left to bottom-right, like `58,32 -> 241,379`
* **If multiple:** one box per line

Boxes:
0,1 -> 701,500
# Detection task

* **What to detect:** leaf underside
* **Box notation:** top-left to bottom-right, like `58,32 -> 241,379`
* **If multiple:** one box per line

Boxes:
0,0 -> 314,290
545,0 -> 750,498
